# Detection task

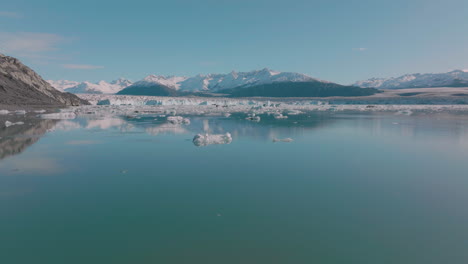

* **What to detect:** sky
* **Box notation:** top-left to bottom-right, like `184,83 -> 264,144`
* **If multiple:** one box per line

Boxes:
1,0 -> 468,84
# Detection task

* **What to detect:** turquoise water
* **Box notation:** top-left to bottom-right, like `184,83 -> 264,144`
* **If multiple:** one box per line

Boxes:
1,111 -> 468,263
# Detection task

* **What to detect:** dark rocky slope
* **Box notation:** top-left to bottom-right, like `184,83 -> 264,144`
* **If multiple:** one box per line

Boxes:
0,54 -> 88,107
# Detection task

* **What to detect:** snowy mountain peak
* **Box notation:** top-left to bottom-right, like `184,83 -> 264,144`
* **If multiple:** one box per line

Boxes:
49,69 -> 322,94
48,78 -> 133,94
127,69 -> 318,92
354,70 -> 468,89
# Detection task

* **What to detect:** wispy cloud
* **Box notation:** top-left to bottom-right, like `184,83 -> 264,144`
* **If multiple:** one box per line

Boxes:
0,11 -> 22,18
0,32 -> 65,54
353,47 -> 367,52
62,64 -> 104,70
0,31 -> 99,68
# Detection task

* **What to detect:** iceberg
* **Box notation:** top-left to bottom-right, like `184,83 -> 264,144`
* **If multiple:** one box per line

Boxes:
193,133 -> 233,147
273,138 -> 294,143
167,116 -> 190,125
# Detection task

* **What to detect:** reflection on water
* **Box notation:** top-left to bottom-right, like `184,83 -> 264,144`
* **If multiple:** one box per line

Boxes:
2,111 -> 468,263
0,117 -> 57,160
3,112 -> 468,159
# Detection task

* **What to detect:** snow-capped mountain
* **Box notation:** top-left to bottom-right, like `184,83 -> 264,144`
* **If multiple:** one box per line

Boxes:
354,70 -> 468,89
117,68 -> 378,97
47,80 -> 81,92
129,68 -> 321,92
48,78 -> 133,94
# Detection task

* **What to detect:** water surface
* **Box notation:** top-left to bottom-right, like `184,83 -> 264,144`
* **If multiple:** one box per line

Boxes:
1,111 -> 468,264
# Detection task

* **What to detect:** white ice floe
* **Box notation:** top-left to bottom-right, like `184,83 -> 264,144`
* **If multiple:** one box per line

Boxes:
4,121 -> 24,128
15,110 -> 26,115
193,133 -> 233,147
167,116 -> 190,125
0,110 -> 9,115
246,113 -> 260,122
40,112 -> 77,120
273,138 -> 294,143
34,109 -> 46,113
396,110 -> 413,116
274,113 -> 288,119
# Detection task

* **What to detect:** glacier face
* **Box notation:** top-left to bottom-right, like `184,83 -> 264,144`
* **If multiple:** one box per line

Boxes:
48,78 -> 133,94
354,70 -> 468,89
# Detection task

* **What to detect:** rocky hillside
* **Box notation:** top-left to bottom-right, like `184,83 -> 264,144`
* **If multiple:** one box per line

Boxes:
0,54 -> 88,106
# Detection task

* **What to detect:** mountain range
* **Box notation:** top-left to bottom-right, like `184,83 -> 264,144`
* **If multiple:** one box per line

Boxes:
48,78 -> 132,94
49,68 -> 379,97
48,68 -> 320,94
354,70 -> 468,89
46,68 -> 468,98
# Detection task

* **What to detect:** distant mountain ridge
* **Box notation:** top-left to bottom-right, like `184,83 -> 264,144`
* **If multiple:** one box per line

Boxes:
50,68 -> 380,98
117,69 -> 379,98
48,78 -> 132,94
354,70 -> 468,89
129,68 -> 322,92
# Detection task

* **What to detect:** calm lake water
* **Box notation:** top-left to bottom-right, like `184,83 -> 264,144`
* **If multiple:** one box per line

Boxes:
1,111 -> 468,263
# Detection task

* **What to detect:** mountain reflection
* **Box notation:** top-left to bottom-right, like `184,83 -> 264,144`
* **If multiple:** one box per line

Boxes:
0,118 -> 57,160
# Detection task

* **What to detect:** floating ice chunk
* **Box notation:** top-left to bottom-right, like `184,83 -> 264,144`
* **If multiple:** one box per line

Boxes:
0,110 -> 9,115
41,112 -> 77,120
287,110 -> 303,115
165,109 -> 177,116
34,109 -> 46,113
246,112 -> 261,122
15,110 -> 26,115
273,138 -> 294,143
246,114 -> 260,122
4,121 -> 24,127
193,133 -> 232,147
224,113 -> 231,117
274,113 -> 288,119
396,110 -> 413,116
167,116 -> 190,125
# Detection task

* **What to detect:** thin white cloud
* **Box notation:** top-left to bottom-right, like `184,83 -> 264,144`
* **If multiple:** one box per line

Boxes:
353,47 -> 367,52
62,64 -> 104,70
0,11 -> 22,18
0,32 -> 64,54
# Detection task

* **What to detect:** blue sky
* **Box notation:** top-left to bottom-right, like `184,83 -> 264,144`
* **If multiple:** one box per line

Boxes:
1,0 -> 467,84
